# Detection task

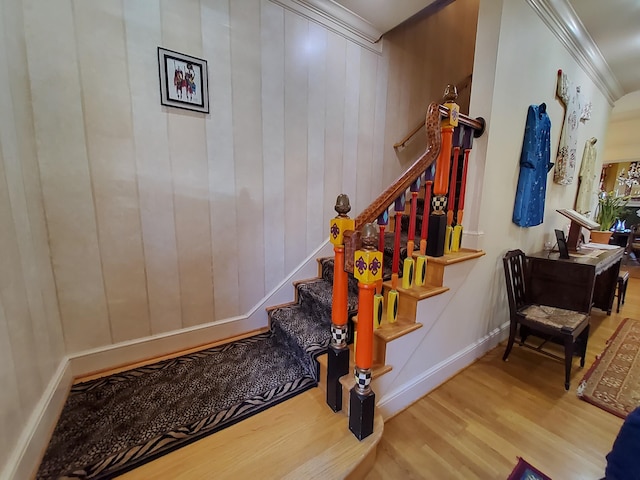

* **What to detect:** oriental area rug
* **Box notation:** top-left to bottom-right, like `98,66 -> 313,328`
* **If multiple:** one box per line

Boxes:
507,457 -> 552,480
577,317 -> 640,418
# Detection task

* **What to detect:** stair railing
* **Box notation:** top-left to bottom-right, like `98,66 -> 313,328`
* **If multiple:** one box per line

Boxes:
327,85 -> 485,441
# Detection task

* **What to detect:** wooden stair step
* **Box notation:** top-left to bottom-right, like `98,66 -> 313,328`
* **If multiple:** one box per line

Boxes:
352,313 -> 423,342
381,282 -> 449,300
417,248 -> 486,287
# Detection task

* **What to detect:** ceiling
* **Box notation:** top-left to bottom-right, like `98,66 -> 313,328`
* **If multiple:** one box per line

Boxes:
330,0 -> 640,104
568,0 -> 640,98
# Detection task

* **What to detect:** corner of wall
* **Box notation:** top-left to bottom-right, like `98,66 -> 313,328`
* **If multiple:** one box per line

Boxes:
3,359 -> 72,480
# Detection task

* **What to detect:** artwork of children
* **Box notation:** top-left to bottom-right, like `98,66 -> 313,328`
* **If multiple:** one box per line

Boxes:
169,60 -> 202,105
158,47 -> 209,113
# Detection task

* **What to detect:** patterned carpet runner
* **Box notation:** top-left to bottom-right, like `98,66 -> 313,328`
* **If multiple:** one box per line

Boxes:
37,228 -> 411,479
36,257 -> 361,480
577,317 -> 640,418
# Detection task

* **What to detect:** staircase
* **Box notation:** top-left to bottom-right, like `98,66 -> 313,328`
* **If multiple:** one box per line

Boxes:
259,96 -> 486,475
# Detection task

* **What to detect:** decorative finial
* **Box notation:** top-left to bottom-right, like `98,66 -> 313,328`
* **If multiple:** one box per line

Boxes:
442,84 -> 458,103
361,223 -> 378,250
334,194 -> 351,217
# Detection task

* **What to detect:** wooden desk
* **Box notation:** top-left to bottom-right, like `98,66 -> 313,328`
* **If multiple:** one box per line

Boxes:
527,247 -> 623,315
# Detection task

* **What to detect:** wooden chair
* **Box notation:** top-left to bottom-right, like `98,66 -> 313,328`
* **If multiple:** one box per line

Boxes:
502,249 -> 590,390
616,270 -> 630,313
627,224 -> 640,263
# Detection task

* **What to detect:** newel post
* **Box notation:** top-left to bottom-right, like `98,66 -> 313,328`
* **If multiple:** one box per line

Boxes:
326,194 -> 353,412
349,223 -> 381,440
428,84 -> 459,257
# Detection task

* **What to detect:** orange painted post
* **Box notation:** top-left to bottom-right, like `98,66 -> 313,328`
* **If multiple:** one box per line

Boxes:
427,84 -> 459,257
387,194 -> 405,323
419,178 -> 433,256
350,223 -> 381,440
327,194 -> 353,412
407,180 -> 420,258
402,179 -> 420,289
375,210 -> 389,296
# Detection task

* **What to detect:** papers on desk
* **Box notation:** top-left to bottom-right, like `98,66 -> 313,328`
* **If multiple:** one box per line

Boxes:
570,248 -> 604,258
582,242 -> 621,250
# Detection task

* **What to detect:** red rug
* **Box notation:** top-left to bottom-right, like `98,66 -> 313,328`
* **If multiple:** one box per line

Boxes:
507,457 -> 551,480
577,317 -> 640,418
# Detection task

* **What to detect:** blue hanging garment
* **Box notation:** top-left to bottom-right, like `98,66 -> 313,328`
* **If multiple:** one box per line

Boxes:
513,103 -> 553,227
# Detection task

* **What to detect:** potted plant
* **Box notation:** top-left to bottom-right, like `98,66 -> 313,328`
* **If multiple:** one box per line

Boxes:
591,191 -> 629,244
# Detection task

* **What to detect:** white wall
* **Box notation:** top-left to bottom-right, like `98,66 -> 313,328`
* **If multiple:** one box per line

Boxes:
603,90 -> 640,163
17,0 -> 477,357
376,0 -> 614,410
21,0 -> 391,354
0,0 -> 66,472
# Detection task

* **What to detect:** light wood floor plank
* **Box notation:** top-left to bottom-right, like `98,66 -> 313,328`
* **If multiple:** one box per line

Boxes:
77,271 -> 639,479
366,276 -> 638,479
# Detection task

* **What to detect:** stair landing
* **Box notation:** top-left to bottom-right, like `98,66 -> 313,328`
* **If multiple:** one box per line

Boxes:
118,386 -> 382,479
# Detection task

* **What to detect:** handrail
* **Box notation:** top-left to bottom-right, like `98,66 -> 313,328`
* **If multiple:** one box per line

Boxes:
354,102 -> 442,230
393,106 -> 485,151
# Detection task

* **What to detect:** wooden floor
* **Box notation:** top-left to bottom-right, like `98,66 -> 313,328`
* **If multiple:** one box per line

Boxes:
92,272 -> 638,479
366,277 -> 640,479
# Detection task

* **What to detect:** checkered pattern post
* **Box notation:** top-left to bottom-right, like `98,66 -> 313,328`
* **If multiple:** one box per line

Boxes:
331,324 -> 348,347
432,194 -> 447,214
354,367 -> 372,394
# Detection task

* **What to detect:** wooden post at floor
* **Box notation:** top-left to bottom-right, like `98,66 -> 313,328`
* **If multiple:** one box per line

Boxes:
350,223 -> 381,440
327,194 -> 353,412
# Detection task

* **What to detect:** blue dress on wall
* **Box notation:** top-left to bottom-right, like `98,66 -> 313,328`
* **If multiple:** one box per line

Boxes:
513,103 -> 552,227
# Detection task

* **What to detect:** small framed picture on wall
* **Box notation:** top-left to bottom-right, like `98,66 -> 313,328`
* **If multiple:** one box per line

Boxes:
158,47 -> 209,113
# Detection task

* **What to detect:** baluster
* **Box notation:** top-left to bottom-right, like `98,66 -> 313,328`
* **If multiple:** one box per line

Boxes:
326,194 -> 353,412
427,85 -> 458,257
402,179 -> 420,288
452,126 -> 475,251
374,211 -> 388,329
416,174 -> 433,286
445,126 -> 463,254
350,223 -> 381,440
387,193 -> 405,324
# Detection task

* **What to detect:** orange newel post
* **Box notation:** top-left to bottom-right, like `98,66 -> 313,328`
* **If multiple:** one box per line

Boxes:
349,223 -> 381,441
427,84 -> 459,257
326,194 -> 353,413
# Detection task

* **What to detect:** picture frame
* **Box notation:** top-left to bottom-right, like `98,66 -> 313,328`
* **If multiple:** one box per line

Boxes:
157,47 -> 209,113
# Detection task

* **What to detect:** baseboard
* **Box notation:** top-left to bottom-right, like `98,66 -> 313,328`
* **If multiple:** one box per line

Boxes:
3,359 -> 72,480
376,322 -> 509,420
69,240 -> 334,378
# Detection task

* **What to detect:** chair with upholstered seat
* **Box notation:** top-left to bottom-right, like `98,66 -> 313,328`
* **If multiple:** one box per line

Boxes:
502,249 -> 590,390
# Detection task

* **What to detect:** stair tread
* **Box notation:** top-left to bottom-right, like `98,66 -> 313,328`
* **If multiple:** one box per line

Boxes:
421,248 -> 485,265
382,282 -> 449,300
352,313 -> 423,342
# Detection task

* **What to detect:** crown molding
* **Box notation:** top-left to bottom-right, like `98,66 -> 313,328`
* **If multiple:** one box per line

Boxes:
269,0 -> 383,54
526,0 -> 624,105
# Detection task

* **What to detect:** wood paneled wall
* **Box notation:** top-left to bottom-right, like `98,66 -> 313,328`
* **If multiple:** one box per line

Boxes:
382,0 -> 478,183
18,0 -> 477,355
0,0 -> 66,469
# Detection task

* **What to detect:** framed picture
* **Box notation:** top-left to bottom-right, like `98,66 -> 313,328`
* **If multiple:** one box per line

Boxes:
157,47 -> 209,113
